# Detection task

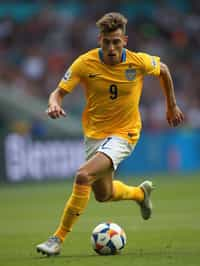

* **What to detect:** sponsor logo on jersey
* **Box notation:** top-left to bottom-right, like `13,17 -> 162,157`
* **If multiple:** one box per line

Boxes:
125,68 -> 136,81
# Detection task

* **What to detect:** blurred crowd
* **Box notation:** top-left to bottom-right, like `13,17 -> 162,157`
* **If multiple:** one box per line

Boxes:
0,0 -> 200,134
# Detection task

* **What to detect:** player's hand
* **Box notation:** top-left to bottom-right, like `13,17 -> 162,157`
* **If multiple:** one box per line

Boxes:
166,104 -> 184,127
46,103 -> 66,119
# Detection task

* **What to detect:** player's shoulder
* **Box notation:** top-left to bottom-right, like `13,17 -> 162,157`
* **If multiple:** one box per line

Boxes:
79,48 -> 99,62
126,49 -> 159,68
126,49 -> 150,62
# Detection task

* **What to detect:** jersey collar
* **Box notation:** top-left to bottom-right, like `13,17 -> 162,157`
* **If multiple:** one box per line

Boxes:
98,48 -> 126,64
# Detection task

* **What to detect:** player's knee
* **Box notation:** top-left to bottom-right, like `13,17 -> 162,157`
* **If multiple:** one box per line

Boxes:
75,169 -> 91,185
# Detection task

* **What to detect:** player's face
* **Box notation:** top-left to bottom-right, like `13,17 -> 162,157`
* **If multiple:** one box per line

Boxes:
99,29 -> 128,65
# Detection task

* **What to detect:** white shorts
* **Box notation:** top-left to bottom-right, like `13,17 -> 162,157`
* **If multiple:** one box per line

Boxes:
84,136 -> 136,170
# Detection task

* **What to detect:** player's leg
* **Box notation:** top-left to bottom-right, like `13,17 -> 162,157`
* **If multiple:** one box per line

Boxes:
53,152 -> 113,242
36,151 -> 113,255
92,167 -> 114,202
111,180 -> 153,219
95,137 -> 153,220
93,138 -> 144,203
92,171 -> 145,204
90,153 -> 152,221
92,168 -> 143,203
91,162 -> 153,220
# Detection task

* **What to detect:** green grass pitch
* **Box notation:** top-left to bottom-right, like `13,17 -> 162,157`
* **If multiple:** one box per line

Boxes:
0,174 -> 200,266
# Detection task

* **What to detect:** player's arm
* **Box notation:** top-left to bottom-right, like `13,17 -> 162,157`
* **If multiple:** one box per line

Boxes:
47,87 -> 68,119
47,56 -> 83,119
159,62 -> 184,127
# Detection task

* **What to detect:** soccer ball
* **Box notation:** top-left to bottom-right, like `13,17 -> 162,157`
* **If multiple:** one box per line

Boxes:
91,222 -> 127,255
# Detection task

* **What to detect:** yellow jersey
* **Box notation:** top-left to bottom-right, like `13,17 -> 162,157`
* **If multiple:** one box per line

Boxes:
58,48 -> 160,143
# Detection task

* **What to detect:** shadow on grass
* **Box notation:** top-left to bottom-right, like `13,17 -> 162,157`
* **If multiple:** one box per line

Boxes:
34,249 -> 199,260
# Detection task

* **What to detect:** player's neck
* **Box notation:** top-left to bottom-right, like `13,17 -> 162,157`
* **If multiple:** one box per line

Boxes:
98,48 -> 126,65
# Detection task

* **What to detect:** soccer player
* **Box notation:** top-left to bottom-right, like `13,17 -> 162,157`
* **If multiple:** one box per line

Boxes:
36,12 -> 184,256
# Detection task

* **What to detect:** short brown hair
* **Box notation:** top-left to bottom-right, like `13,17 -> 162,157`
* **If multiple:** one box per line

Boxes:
96,12 -> 128,34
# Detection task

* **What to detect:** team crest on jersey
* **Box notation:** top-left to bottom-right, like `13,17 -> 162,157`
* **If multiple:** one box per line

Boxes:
125,68 -> 136,81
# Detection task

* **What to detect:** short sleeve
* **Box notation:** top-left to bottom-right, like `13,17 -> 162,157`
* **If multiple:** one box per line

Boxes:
137,52 -> 160,76
58,56 -> 83,93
